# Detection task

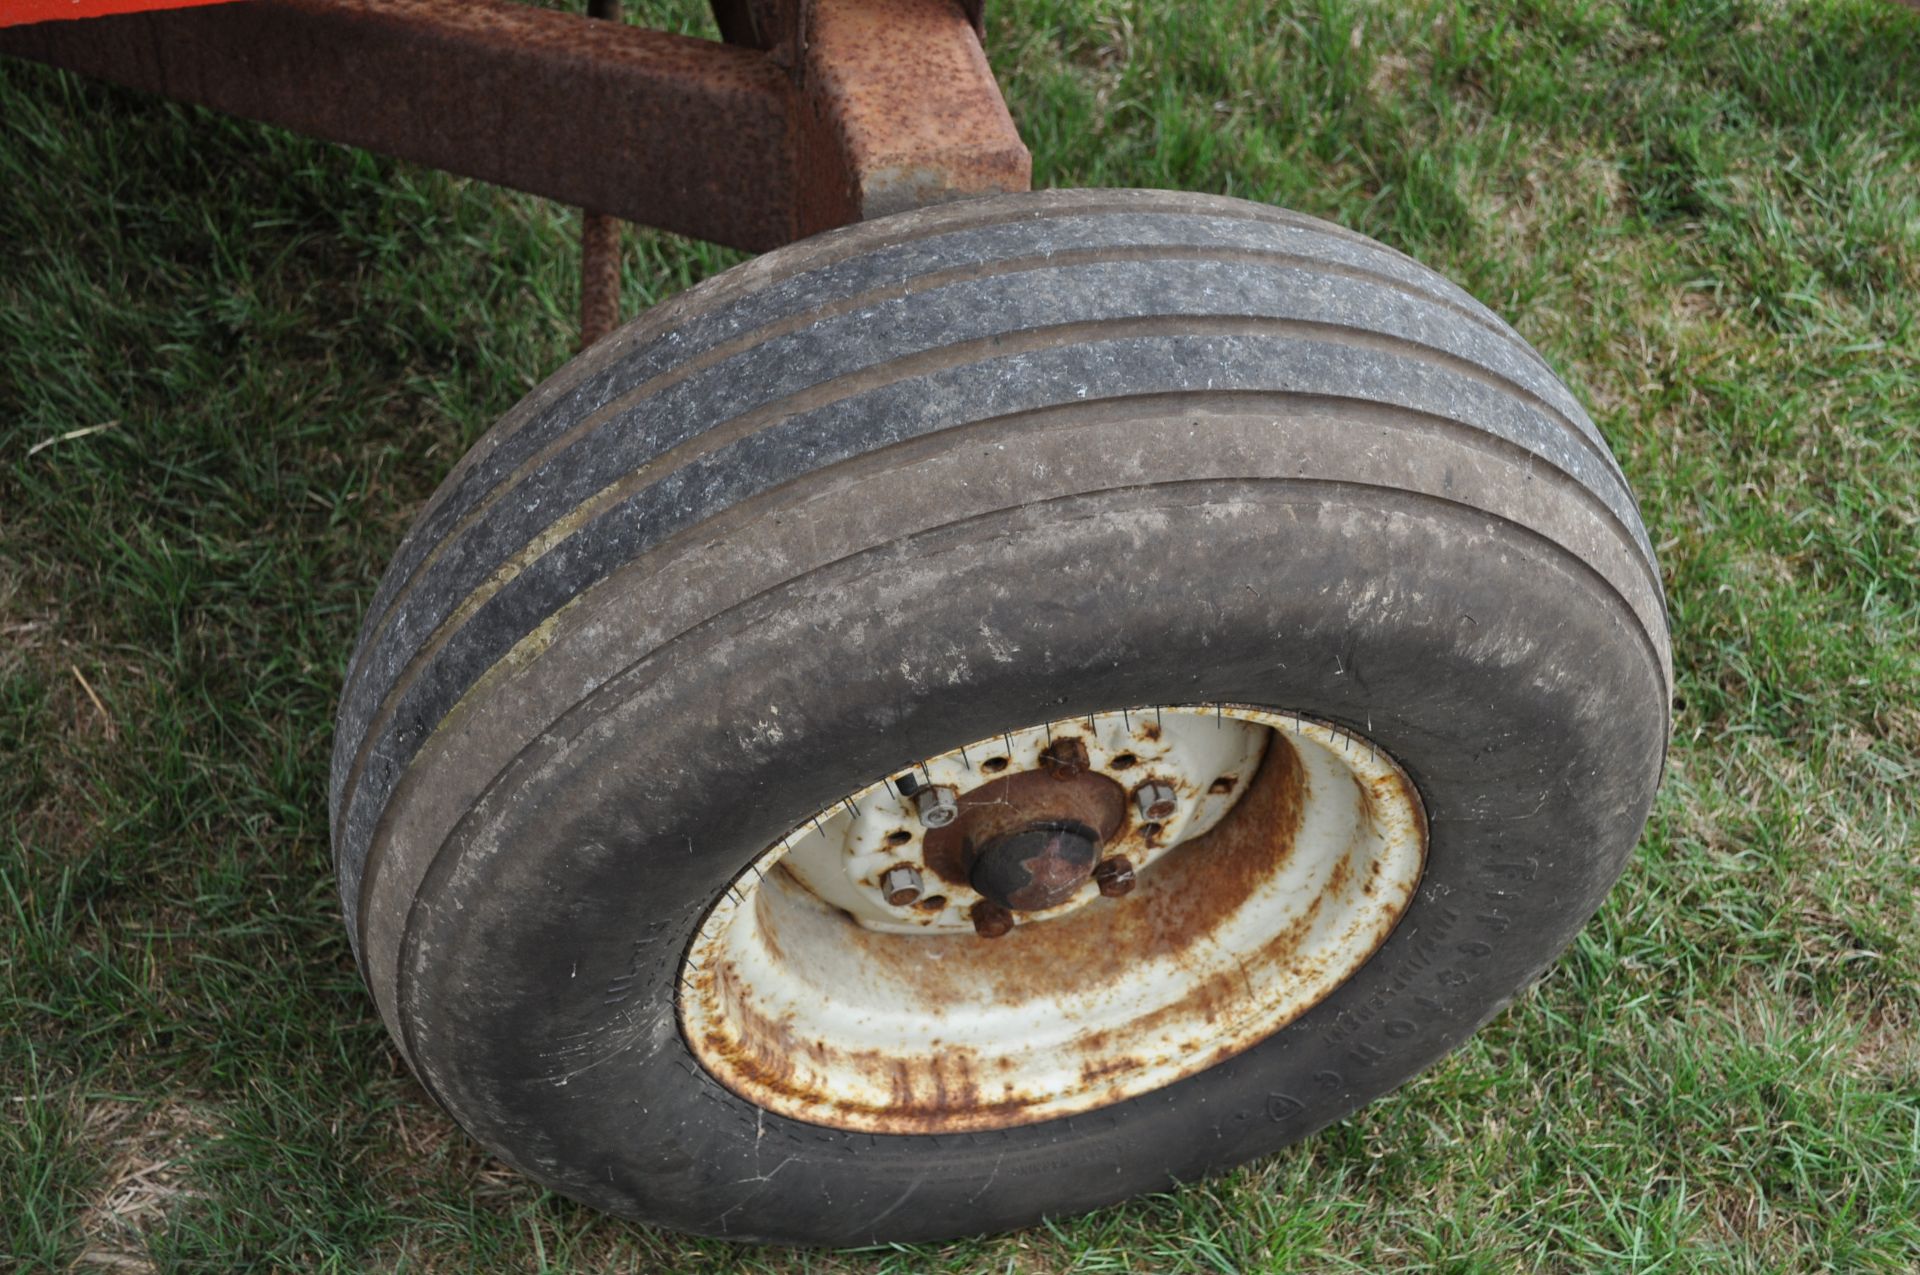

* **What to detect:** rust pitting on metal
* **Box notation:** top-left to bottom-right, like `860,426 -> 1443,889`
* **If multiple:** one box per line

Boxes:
702,959 -> 821,1094
1324,846 -> 1353,900
798,0 -> 1031,228
1370,768 -> 1425,842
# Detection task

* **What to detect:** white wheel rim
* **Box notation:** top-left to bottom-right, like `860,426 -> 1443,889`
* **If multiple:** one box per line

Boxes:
679,705 -> 1427,1133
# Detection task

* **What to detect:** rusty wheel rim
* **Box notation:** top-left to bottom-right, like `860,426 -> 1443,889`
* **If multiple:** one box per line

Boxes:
678,706 -> 1427,1134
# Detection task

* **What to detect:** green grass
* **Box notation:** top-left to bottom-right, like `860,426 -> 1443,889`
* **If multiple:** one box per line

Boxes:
4,0 -> 1919,1269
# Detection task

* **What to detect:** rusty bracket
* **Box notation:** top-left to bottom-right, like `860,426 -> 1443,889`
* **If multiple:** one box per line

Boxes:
0,0 -> 1028,253
795,0 -> 1027,226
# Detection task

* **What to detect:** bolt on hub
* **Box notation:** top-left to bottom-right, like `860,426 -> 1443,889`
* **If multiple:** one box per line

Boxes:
913,785 -> 958,828
880,864 -> 923,906
969,898 -> 1015,938
1094,855 -> 1136,897
1134,780 -> 1177,821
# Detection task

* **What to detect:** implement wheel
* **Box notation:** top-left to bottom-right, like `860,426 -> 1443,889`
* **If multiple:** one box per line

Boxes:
330,189 -> 1670,1244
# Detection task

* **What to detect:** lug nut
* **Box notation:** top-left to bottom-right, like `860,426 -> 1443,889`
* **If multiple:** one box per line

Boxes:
881,864 -> 923,906
1135,780 -> 1177,821
1039,736 -> 1090,780
970,899 -> 1015,938
914,785 -> 958,828
1094,856 -> 1136,897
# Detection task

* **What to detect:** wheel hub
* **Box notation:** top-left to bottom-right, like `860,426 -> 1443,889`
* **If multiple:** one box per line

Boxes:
768,707 -> 1268,935
678,705 -> 1429,1134
970,820 -> 1101,912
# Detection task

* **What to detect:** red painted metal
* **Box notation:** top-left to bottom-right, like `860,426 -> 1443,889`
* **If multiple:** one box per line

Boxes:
0,0 -> 240,29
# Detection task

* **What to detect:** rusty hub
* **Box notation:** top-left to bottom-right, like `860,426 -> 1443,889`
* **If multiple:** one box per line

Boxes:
969,820 -> 1101,914
922,764 -> 1125,899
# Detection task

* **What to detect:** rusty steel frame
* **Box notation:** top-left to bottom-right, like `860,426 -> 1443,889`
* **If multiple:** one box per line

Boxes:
0,0 -> 1030,256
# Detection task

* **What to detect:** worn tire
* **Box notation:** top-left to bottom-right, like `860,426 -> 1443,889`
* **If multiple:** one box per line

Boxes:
330,189 -> 1670,1245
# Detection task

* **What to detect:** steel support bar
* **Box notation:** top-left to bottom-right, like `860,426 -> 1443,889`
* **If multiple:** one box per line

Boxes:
579,0 -> 626,346
7,0 -> 1031,253
0,0 -> 798,249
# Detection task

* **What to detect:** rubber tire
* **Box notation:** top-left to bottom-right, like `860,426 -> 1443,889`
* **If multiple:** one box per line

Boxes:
330,189 -> 1670,1245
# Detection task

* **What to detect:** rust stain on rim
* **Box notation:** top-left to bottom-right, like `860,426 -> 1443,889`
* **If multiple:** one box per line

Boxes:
678,707 -> 1427,1134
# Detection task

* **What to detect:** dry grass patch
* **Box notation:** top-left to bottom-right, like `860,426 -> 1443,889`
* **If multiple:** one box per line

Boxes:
69,1099 -> 222,1273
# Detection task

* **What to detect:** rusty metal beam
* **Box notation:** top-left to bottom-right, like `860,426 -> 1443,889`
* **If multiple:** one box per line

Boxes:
709,0 -> 982,50
0,0 -> 802,251
0,0 -> 1029,252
